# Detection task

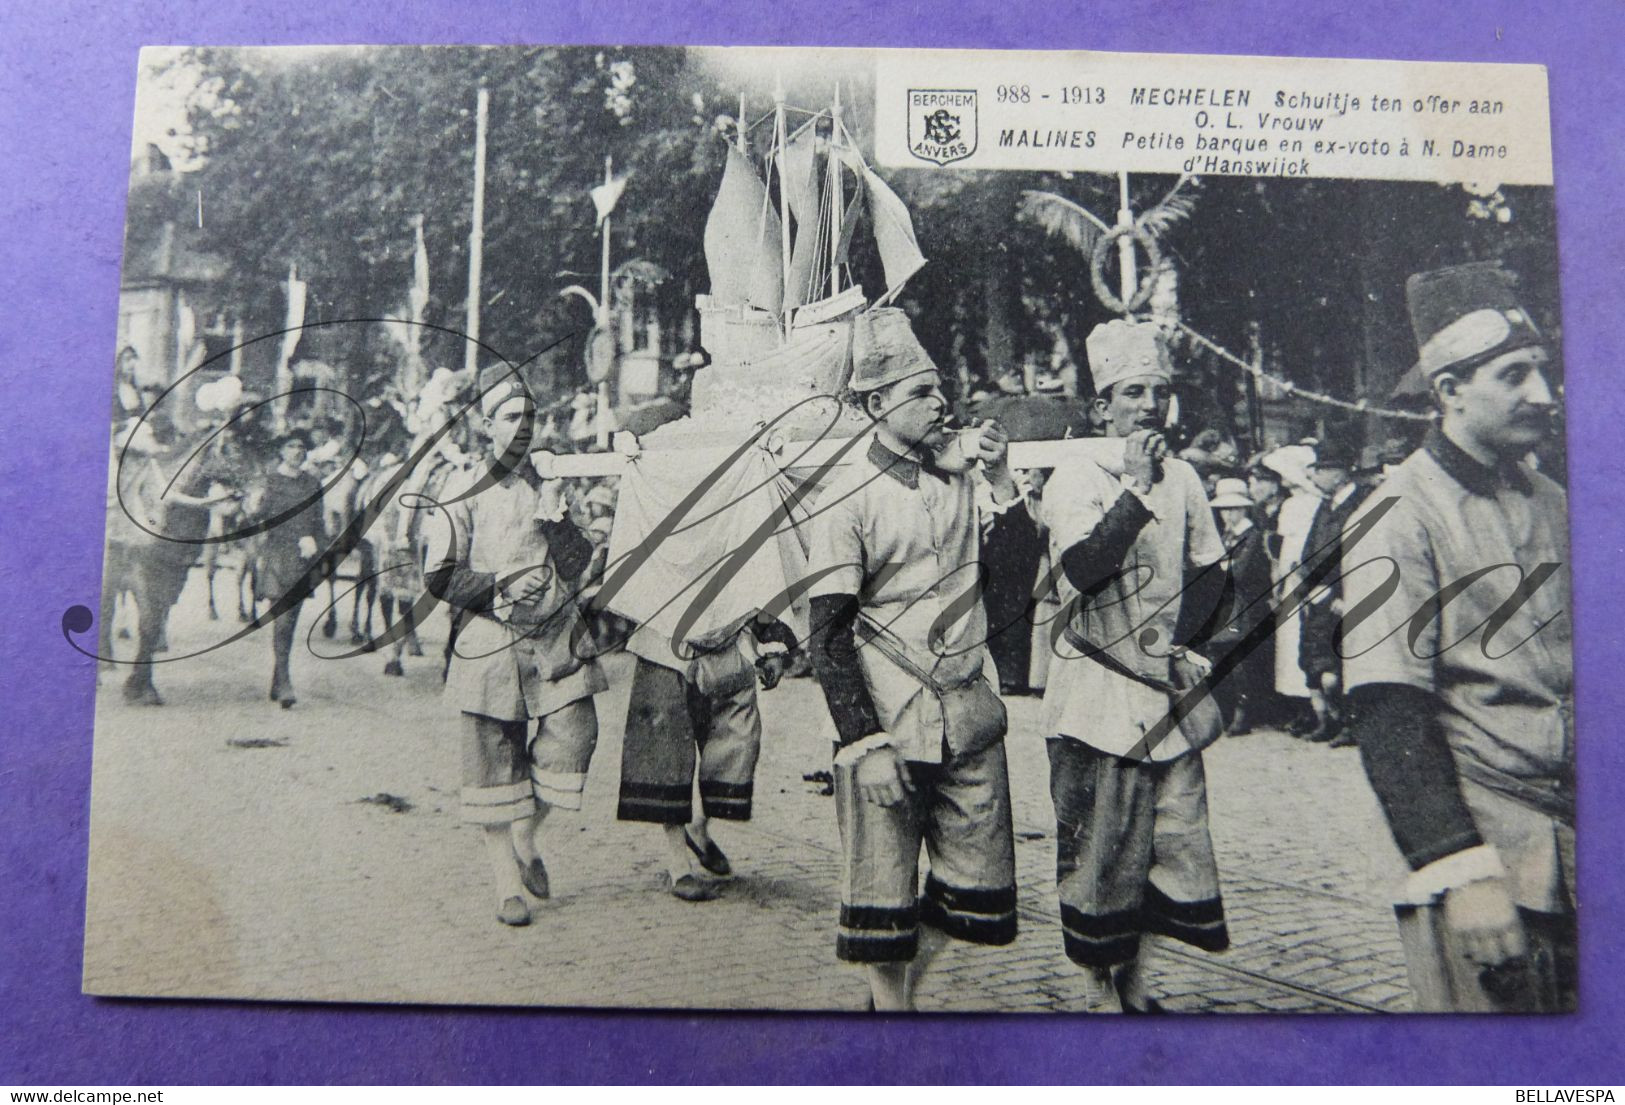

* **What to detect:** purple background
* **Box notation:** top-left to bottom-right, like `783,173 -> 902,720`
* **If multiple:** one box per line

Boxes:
2,0 -> 1621,1085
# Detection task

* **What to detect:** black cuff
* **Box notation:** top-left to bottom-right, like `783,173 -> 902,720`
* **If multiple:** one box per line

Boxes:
1348,683 -> 1485,869
1059,490 -> 1154,596
750,614 -> 800,654
808,593 -> 884,747
425,562 -> 497,615
538,516 -> 594,581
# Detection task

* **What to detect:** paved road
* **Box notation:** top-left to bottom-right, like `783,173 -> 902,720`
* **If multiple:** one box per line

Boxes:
84,572 -> 1414,1013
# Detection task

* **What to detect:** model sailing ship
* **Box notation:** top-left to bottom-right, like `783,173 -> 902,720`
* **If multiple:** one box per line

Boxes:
645,83 -> 928,449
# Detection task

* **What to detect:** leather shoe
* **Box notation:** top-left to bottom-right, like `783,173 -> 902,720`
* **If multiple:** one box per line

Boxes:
684,829 -> 732,878
1114,975 -> 1167,1014
516,855 -> 550,900
497,895 -> 531,926
1303,719 -> 1342,743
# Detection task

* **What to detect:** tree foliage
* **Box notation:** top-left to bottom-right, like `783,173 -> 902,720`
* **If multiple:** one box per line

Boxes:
165,45 -> 731,401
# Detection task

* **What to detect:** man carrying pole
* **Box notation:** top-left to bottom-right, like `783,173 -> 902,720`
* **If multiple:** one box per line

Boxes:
423,366 -> 605,927
1038,318 -> 1231,1013
805,307 -> 1040,1011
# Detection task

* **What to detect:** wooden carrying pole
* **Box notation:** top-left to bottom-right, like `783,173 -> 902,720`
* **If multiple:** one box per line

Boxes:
533,433 -> 1127,480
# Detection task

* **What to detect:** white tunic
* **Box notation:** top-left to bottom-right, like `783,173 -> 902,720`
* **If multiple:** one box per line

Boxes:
1039,456 -> 1225,762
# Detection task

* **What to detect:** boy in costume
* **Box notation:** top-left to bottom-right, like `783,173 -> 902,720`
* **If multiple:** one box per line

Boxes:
806,308 -> 1039,1011
424,367 -> 605,926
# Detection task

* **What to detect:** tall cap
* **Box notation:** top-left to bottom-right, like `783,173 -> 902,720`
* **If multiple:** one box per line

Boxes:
1085,319 -> 1173,396
846,308 -> 939,394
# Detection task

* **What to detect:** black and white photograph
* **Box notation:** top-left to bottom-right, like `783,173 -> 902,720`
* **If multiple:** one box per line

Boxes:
83,43 -> 1573,1015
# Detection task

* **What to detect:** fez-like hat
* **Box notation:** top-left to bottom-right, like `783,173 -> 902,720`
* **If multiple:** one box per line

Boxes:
1085,319 -> 1173,397
477,363 -> 532,415
1209,478 -> 1254,510
1391,262 -> 1544,400
846,308 -> 939,394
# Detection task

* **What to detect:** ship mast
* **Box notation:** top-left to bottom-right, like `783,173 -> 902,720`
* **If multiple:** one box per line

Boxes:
828,83 -> 843,300
773,76 -> 793,338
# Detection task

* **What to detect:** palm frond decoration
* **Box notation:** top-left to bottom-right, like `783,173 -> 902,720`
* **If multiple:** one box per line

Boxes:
1136,175 -> 1201,239
1017,190 -> 1111,254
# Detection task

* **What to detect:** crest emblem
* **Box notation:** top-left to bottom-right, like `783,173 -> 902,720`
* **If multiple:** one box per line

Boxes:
907,89 -> 977,166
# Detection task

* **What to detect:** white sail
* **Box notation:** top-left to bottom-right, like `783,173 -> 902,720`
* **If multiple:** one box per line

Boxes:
704,146 -> 784,314
780,129 -> 825,312
860,166 -> 926,296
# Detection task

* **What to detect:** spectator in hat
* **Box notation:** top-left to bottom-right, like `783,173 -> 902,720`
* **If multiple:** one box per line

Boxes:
1245,457 -> 1285,542
1205,478 -> 1275,736
1295,436 -> 1369,745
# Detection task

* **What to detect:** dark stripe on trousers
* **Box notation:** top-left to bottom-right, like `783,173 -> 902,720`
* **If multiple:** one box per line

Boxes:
617,796 -> 692,824
924,874 -> 1017,916
920,898 -> 1017,946
1142,883 -> 1230,952
620,781 -> 693,801
837,902 -> 920,964
839,902 -> 918,932
699,796 -> 752,821
699,780 -> 753,799
1062,928 -> 1142,968
618,780 -> 692,823
699,781 -> 753,821
921,875 -> 1017,945
836,930 -> 920,963
1060,902 -> 1144,968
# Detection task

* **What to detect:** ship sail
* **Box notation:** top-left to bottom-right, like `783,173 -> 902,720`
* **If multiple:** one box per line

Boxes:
704,146 -> 783,314
778,127 -> 821,225
860,165 -> 926,297
778,129 -> 824,311
695,95 -> 928,410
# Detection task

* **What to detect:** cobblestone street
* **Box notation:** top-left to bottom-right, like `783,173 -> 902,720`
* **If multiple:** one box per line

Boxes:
84,572 -> 1415,1013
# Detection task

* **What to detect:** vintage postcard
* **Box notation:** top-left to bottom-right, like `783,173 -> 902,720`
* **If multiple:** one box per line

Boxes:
83,44 -> 1571,1013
